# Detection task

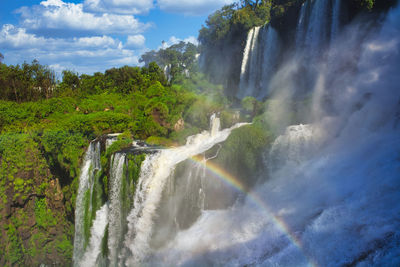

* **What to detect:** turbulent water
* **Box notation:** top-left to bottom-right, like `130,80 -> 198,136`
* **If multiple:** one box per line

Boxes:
73,115 -> 248,266
74,0 -> 400,265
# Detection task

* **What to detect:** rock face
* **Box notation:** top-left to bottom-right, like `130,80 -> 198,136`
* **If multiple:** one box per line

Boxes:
174,118 -> 185,132
0,134 -> 74,266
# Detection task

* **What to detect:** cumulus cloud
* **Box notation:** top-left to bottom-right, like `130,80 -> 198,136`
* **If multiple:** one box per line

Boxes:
16,0 -> 150,36
84,0 -> 154,15
125,34 -> 146,48
157,0 -> 235,16
161,35 -> 198,49
0,24 -> 143,74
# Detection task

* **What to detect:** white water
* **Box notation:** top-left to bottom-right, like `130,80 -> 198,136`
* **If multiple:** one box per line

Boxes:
133,2 -> 400,266
73,1 -> 400,265
79,204 -> 109,267
73,141 -> 101,264
107,153 -> 126,266
245,26 -> 262,98
121,116 -> 248,265
238,25 -> 280,99
240,27 -> 257,78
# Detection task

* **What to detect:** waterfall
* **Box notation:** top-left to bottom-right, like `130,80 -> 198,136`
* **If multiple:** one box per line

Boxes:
79,204 -> 109,267
72,116 -> 248,266
73,0 -> 400,265
330,0 -> 342,41
122,116 -> 248,265
107,153 -> 126,266
237,0 -> 344,100
303,0 -> 331,53
238,26 -> 261,99
73,141 -> 101,264
259,26 -> 280,99
120,2 -> 399,266
237,25 -> 280,99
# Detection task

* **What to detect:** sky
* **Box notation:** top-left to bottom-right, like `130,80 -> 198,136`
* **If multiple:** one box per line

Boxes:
0,0 -> 235,75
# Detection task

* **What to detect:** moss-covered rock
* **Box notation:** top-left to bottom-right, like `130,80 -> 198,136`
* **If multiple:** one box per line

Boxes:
210,122 -> 272,189
0,133 -> 73,266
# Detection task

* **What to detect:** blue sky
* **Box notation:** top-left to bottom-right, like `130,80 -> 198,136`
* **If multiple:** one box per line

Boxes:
0,0 -> 235,74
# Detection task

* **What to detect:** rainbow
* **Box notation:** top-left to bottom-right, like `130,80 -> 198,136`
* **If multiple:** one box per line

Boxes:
189,155 -> 318,267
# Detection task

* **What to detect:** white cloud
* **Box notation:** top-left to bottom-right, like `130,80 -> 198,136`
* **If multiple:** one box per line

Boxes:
125,34 -> 146,48
157,0 -> 235,16
0,24 -> 47,48
0,24 -> 144,74
17,0 -> 150,36
161,35 -> 198,49
84,0 -> 154,15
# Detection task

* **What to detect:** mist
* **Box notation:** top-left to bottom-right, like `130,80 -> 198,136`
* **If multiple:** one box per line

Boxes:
139,3 -> 400,266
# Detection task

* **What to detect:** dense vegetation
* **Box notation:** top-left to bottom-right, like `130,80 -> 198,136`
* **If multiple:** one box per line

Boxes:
0,54 -> 237,265
1,0 -> 395,265
140,41 -> 199,84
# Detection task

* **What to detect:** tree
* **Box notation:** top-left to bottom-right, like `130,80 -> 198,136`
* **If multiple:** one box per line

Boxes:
139,42 -> 199,84
0,52 -> 4,63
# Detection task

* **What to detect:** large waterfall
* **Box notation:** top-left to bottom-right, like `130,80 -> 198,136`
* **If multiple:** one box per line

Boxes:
74,0 -> 400,265
73,115 -> 248,266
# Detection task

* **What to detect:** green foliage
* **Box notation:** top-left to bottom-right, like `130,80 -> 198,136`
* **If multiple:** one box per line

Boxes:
241,96 -> 264,119
199,1 -> 271,47
34,198 -> 57,228
122,154 -> 146,212
169,126 -> 200,145
5,223 -> 24,265
184,96 -> 225,130
140,41 -> 199,83
146,136 -> 175,147
41,130 -> 87,178
55,234 -> 73,260
103,134 -> 133,166
0,52 -> 236,266
0,60 -> 56,102
212,122 -> 271,187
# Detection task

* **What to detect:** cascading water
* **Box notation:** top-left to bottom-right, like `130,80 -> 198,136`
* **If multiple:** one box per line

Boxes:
303,0 -> 331,53
74,0 -> 400,265
137,2 -> 399,266
237,25 -> 280,99
238,0 -> 347,100
73,141 -> 101,264
73,116 -> 248,266
121,116 -> 247,265
107,153 -> 126,266
135,2 -> 399,265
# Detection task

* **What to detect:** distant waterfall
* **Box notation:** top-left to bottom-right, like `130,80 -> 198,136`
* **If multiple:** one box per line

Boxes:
330,0 -> 342,41
237,25 -> 280,99
237,0 -> 345,100
296,0 -> 344,53
303,0 -> 331,53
